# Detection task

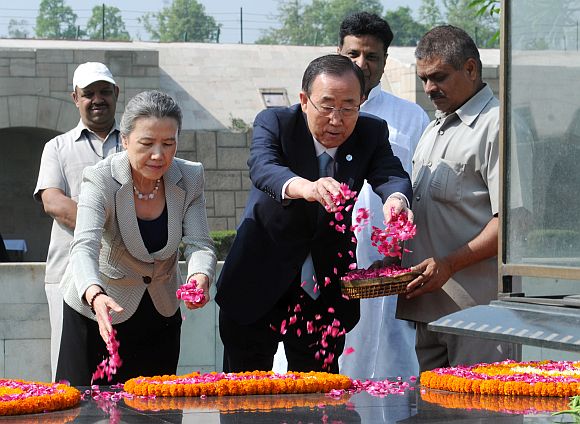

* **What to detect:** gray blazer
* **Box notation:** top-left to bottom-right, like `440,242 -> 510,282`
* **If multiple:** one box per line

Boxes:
60,151 -> 217,324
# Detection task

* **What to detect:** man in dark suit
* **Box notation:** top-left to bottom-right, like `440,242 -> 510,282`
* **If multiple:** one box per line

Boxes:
215,54 -> 412,373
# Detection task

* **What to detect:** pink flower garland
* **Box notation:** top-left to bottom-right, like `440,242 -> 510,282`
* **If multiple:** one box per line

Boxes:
134,372 -> 303,386
0,379 -> 81,416
77,375 -> 417,423
429,360 -> 580,384
0,380 -> 59,401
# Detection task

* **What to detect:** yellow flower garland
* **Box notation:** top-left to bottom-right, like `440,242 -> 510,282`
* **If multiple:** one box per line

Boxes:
124,392 -> 351,412
0,379 -> 81,416
421,387 -> 569,414
124,371 -> 352,397
421,360 -> 580,397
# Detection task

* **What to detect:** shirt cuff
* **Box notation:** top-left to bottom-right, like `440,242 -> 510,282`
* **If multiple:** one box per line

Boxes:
387,192 -> 410,208
282,176 -> 301,200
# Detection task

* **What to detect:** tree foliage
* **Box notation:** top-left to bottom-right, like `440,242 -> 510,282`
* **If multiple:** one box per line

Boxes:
8,19 -> 29,38
255,0 -> 501,48
140,0 -> 221,42
256,0 -> 383,45
418,0 -> 444,29
417,0 -> 499,47
384,7 -> 428,46
469,0 -> 501,17
35,0 -> 78,39
445,0 -> 499,47
86,5 -> 130,41
256,0 -> 309,45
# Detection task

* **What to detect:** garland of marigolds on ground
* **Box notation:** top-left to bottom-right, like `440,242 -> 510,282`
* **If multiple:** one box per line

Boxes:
421,388 -> 569,415
0,379 -> 81,416
124,391 -> 350,412
123,371 -> 351,397
421,360 -> 580,397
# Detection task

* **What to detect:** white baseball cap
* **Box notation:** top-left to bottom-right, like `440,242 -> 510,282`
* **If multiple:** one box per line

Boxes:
72,62 -> 116,90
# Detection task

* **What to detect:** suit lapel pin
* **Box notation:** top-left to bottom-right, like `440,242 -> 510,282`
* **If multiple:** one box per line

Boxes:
346,154 -> 353,162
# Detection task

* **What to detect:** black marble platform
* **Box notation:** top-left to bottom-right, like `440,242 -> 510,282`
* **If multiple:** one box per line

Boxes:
0,386 -> 572,423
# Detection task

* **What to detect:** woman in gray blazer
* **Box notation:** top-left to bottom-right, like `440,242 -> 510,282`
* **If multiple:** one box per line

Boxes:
57,91 -> 217,386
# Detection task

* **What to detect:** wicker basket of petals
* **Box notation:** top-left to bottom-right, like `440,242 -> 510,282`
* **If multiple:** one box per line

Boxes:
340,266 -> 420,299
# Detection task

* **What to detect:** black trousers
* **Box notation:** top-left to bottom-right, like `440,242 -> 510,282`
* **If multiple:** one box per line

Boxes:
219,281 -> 345,374
56,290 -> 182,386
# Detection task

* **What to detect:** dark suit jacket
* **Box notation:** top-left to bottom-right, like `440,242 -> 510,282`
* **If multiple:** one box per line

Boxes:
215,104 -> 412,331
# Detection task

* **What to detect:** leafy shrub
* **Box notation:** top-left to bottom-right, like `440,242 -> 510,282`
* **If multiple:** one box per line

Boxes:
178,230 -> 236,261
210,230 -> 237,261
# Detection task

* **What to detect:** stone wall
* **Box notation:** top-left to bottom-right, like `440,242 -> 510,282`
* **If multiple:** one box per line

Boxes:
177,130 -> 252,231
0,46 -> 160,127
0,45 -> 251,261
0,46 -> 160,262
0,41 -> 501,259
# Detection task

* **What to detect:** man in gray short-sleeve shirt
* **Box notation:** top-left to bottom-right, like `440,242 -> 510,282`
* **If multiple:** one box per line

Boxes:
33,62 -> 120,380
396,26 -> 517,372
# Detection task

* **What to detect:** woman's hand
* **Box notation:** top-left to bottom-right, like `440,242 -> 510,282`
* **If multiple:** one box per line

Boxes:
84,285 -> 124,344
184,274 -> 210,310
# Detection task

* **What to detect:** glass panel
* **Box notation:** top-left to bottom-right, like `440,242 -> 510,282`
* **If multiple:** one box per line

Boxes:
506,0 -> 580,266
519,276 -> 580,297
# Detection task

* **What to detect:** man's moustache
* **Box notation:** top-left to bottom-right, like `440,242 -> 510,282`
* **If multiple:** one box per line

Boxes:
428,93 -> 445,100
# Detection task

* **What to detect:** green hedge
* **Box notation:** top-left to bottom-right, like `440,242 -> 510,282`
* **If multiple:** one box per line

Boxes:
178,230 -> 236,261
211,230 -> 237,261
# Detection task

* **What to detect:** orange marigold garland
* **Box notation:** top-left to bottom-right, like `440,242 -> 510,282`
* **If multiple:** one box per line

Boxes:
421,387 -> 569,414
0,379 -> 81,416
124,371 -> 351,397
124,392 -> 351,413
421,360 -> 580,397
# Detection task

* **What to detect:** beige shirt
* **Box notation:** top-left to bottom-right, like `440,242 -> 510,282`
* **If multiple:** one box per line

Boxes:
397,85 -> 500,323
34,120 -> 120,284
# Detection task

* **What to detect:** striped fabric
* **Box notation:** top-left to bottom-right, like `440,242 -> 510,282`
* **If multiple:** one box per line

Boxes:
60,151 -> 217,325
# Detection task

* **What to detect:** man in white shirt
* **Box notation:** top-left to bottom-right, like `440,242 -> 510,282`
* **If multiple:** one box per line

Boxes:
34,62 -> 120,380
337,12 -> 430,379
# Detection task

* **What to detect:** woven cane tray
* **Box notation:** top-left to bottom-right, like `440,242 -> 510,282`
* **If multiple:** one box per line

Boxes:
340,271 -> 421,299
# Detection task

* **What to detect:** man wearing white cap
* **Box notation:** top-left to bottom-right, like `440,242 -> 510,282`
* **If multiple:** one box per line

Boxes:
34,62 -> 120,381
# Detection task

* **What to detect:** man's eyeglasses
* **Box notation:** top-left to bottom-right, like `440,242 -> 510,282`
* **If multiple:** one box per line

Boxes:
307,95 -> 360,118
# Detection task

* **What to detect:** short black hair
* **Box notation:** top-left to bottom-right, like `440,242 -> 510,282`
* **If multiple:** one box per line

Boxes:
416,25 -> 482,77
301,54 -> 365,97
339,12 -> 394,54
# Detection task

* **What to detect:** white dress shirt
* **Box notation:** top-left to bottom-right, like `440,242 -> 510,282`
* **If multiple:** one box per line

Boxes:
339,84 -> 429,379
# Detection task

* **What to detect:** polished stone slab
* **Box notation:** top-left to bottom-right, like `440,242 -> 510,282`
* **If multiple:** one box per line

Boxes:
1,385 -> 569,423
